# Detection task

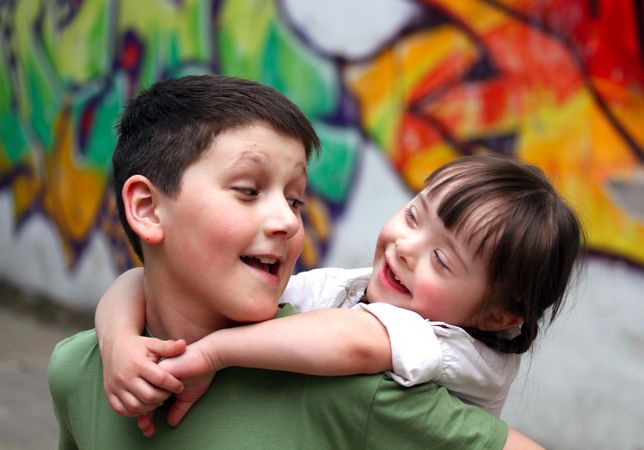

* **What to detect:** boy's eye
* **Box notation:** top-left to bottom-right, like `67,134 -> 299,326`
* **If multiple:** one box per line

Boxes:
288,198 -> 305,211
234,187 -> 259,197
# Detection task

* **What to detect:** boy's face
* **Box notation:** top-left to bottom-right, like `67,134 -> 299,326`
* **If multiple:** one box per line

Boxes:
155,123 -> 307,326
366,188 -> 489,327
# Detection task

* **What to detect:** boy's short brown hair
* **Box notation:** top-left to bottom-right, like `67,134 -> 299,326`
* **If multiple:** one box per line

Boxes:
112,74 -> 320,262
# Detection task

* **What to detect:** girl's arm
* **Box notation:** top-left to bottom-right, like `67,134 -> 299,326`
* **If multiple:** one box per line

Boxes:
95,267 -> 185,416
164,308 -> 392,377
504,428 -> 545,450
158,307 -> 392,427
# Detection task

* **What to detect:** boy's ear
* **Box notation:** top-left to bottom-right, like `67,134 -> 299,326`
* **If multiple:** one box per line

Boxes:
476,308 -> 523,332
122,175 -> 164,245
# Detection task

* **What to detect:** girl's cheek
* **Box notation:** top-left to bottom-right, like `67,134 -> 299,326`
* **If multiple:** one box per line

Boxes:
411,280 -> 445,319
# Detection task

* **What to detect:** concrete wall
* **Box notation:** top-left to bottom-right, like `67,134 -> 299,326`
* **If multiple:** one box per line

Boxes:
1,1 -> 643,448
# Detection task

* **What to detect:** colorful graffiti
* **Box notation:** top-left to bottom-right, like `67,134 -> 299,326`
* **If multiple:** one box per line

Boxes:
343,0 -> 644,264
0,0 -> 643,275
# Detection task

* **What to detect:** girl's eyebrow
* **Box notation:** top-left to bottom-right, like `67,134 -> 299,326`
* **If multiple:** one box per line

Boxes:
418,192 -> 470,273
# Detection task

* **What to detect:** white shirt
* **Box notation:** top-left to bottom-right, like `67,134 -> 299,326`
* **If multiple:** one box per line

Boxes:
281,267 -> 520,416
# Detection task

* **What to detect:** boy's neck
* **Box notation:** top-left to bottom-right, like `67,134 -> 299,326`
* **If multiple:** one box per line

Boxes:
142,270 -> 237,344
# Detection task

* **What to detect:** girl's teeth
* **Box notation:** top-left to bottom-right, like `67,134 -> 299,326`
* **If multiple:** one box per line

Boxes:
258,257 -> 277,264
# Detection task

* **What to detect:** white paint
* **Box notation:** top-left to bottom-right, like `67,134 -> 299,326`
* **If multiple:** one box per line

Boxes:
282,0 -> 420,59
324,142 -> 412,269
0,191 -> 118,311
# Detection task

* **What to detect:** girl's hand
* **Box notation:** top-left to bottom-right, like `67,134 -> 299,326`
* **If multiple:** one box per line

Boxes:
158,341 -> 221,427
135,343 -> 218,436
101,335 -> 186,416
134,370 -> 214,437
166,371 -> 215,428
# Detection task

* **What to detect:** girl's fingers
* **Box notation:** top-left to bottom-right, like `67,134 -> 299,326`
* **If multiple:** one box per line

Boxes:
139,361 -> 184,395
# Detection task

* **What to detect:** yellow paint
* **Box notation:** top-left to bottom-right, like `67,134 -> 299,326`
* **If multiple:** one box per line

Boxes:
301,227 -> 319,269
305,196 -> 330,242
12,166 -> 41,220
519,89 -> 643,263
402,144 -> 461,192
593,77 -> 644,145
435,0 -> 508,35
40,108 -> 107,266
346,27 -> 475,152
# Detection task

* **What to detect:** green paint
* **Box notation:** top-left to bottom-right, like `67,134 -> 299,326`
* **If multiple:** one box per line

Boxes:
217,0 -> 360,203
218,0 -> 274,79
0,114 -> 30,164
82,76 -> 127,169
260,20 -> 336,118
308,123 -> 362,203
41,0 -> 112,84
23,57 -> 61,152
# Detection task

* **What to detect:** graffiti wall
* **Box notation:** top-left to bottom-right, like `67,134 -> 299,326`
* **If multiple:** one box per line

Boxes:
1,0 -> 643,281
1,1 -> 643,447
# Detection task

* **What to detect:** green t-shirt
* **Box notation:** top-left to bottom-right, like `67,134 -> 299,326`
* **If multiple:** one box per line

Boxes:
49,305 -> 507,450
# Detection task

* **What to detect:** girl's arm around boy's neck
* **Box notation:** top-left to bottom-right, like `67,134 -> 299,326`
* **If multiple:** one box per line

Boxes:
95,268 -> 146,345
504,428 -> 546,450
95,267 -> 185,417
160,308 -> 393,378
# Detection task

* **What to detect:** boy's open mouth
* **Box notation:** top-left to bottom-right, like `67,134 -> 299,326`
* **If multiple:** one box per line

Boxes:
241,256 -> 280,275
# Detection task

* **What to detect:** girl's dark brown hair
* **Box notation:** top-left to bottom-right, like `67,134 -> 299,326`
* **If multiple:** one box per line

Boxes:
424,155 -> 584,354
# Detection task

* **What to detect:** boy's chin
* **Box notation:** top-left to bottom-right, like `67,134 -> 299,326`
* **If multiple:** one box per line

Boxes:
237,300 -> 280,323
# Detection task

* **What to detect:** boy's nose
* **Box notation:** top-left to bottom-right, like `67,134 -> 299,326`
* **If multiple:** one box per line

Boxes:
264,197 -> 300,238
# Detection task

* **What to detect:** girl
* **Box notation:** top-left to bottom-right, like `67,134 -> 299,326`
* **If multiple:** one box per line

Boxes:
96,155 -> 583,435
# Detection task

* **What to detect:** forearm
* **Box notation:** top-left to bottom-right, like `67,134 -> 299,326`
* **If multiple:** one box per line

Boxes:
95,267 -> 146,349
197,308 -> 392,376
503,428 -> 545,450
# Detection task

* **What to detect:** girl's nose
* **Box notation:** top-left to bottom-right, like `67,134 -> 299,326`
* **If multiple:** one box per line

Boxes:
395,238 -> 413,268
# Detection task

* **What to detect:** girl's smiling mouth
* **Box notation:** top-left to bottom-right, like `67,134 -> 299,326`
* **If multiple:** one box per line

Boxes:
380,262 -> 411,295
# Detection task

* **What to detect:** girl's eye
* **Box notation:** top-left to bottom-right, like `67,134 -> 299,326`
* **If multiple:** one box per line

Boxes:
404,207 -> 417,226
432,250 -> 451,272
234,187 -> 259,197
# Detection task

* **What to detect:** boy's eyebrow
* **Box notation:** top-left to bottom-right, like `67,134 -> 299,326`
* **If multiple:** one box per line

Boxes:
419,192 -> 469,272
294,161 -> 307,178
225,150 -> 269,169
225,151 -> 308,178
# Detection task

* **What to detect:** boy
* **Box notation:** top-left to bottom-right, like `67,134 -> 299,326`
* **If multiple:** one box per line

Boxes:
49,74 -> 539,449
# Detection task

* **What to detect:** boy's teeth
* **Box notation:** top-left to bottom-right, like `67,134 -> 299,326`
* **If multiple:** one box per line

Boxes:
258,257 -> 277,264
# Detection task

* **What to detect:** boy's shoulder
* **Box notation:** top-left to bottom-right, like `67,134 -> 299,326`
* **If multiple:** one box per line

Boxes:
49,329 -> 100,395
51,329 -> 99,361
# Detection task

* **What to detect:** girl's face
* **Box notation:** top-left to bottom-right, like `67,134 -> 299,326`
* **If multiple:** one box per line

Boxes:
367,187 -> 490,327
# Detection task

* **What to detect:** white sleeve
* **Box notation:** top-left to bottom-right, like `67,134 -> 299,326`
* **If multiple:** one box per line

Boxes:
354,302 -> 520,415
434,326 -> 520,416
281,267 -> 372,312
353,302 -> 444,387
280,269 -> 327,312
